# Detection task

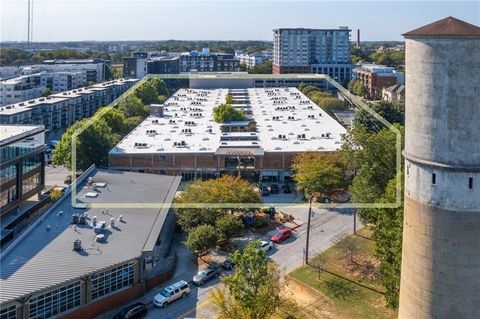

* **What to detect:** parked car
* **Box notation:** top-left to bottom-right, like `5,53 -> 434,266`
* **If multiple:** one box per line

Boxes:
261,186 -> 270,196
270,228 -> 293,244
222,258 -> 235,270
270,184 -> 279,194
49,140 -> 60,148
256,240 -> 273,252
45,146 -> 52,154
113,302 -> 147,319
193,267 -> 220,285
282,184 -> 292,193
153,280 -> 191,307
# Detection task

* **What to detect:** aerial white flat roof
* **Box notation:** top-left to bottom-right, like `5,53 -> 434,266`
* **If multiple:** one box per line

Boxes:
110,87 -> 346,155
0,124 -> 45,146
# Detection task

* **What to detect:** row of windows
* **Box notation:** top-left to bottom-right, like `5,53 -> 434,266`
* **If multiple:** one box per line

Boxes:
0,304 -> 16,319
431,173 -> 474,189
91,262 -> 135,300
28,281 -> 81,319
22,154 -> 42,174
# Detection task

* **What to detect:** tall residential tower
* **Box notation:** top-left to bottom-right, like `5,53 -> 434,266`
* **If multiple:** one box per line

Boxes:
272,27 -> 351,84
399,17 -> 480,318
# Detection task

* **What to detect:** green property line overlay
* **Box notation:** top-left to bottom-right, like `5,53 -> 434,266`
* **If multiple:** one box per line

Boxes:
71,74 -> 402,210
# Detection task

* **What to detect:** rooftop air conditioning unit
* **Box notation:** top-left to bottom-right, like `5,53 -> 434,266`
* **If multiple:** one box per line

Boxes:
73,239 -> 82,251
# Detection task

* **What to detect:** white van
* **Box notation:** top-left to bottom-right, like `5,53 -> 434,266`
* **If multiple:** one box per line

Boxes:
153,280 -> 191,308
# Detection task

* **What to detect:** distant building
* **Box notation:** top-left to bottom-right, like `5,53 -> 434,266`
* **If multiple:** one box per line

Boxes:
272,27 -> 352,83
0,125 -> 45,216
0,74 -> 45,106
236,53 -> 270,69
0,79 -> 138,134
0,168 -> 180,319
123,49 -> 240,78
382,84 -> 405,103
354,64 -> 404,99
0,59 -> 109,83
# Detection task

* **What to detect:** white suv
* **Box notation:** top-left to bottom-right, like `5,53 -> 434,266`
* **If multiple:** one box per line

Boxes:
153,280 -> 191,308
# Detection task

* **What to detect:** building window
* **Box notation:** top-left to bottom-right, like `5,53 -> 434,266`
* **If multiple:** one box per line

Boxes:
0,185 -> 17,208
0,165 -> 16,183
28,281 -> 81,319
22,172 -> 41,194
469,177 -> 473,189
22,154 -> 42,174
0,305 -> 16,319
91,262 -> 135,300
432,173 -> 436,185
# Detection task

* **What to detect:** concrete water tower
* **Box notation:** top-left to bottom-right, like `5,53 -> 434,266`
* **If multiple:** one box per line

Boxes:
399,17 -> 480,318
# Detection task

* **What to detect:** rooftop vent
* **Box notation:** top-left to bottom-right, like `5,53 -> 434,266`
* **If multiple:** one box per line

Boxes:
134,142 -> 149,148
73,239 -> 82,252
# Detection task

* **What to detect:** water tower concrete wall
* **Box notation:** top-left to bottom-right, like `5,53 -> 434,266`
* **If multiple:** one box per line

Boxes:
399,36 -> 480,318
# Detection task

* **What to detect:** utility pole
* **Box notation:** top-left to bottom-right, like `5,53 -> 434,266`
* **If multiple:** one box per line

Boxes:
304,195 -> 313,265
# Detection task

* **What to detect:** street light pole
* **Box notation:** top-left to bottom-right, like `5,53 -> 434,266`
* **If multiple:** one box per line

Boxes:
305,195 -> 312,265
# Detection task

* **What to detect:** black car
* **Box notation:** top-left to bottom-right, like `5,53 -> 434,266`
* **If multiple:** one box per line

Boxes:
270,184 -> 279,194
261,186 -> 270,196
113,302 -> 148,319
282,184 -> 292,193
222,259 -> 235,270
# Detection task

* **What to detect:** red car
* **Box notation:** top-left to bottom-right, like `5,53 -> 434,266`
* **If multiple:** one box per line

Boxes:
270,229 -> 292,244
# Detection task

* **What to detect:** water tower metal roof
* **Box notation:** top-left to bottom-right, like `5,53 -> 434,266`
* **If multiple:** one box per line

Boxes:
403,16 -> 480,38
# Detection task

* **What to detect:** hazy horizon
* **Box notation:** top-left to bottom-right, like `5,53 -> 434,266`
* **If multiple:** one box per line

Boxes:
1,1 -> 479,43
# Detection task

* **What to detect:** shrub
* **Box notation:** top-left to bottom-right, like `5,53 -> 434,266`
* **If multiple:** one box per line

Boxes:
185,224 -> 218,255
216,215 -> 244,243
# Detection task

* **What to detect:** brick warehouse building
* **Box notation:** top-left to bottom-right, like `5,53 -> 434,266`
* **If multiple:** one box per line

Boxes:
109,87 -> 346,183
354,64 -> 403,100
0,169 -> 180,319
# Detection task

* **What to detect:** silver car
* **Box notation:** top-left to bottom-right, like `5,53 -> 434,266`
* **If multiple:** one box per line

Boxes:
193,267 -> 220,286
153,280 -> 190,307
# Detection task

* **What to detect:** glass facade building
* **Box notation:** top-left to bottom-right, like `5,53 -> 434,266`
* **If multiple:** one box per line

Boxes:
0,125 -> 45,216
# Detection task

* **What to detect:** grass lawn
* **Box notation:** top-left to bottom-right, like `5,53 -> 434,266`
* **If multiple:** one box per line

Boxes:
285,228 -> 398,319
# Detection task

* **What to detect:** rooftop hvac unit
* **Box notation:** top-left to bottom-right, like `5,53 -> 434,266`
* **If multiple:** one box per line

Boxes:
92,216 -> 97,226
119,215 -> 124,223
73,239 -> 82,251
110,217 -> 115,228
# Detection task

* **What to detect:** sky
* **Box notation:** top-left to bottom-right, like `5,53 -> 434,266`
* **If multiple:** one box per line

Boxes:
1,0 -> 479,42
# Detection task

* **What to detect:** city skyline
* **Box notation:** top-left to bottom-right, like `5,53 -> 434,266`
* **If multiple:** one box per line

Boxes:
1,0 -> 479,42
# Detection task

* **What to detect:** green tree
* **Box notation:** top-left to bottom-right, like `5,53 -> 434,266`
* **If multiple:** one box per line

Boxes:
340,125 -> 403,224
101,108 -> 128,135
373,173 -> 403,308
43,88 -> 53,97
52,118 -> 118,170
118,95 -> 147,118
215,215 -> 244,243
299,85 -> 321,95
353,101 -> 404,133
292,152 -> 345,198
135,79 -> 160,104
185,224 -> 218,255
211,242 -> 283,319
175,176 -> 261,231
248,60 -> 272,74
213,104 -> 247,123
315,97 -> 347,115
225,94 -> 235,104
353,80 -> 368,97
